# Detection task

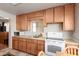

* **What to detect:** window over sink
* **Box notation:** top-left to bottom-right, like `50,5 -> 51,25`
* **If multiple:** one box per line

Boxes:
32,21 -> 37,32
30,19 -> 44,33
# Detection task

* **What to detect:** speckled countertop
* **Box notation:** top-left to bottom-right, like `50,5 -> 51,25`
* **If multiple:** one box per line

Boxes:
65,39 -> 79,45
13,35 -> 45,40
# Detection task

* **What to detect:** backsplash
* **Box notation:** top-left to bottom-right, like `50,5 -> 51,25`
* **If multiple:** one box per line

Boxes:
63,32 -> 73,40
19,24 -> 62,37
20,31 -> 42,37
17,24 -> 73,40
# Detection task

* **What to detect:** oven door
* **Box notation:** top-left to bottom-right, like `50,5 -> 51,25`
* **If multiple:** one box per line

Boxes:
45,39 -> 65,56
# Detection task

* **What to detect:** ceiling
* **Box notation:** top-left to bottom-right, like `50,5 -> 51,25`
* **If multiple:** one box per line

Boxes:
0,3 -> 66,15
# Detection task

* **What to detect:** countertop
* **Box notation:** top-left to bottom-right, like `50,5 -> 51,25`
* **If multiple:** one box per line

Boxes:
13,35 -> 45,40
65,39 -> 79,45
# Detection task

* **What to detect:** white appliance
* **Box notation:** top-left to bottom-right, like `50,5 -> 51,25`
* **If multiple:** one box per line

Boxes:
45,32 -> 65,56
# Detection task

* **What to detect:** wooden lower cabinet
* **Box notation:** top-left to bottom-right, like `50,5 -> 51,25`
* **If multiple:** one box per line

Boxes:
18,39 -> 23,51
30,39 -> 38,55
37,40 -> 45,54
12,37 -> 19,50
18,38 -> 27,52
26,39 -> 31,54
12,37 -> 45,55
0,32 -> 9,45
22,39 -> 27,52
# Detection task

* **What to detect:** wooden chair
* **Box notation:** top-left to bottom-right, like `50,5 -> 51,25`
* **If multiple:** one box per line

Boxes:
38,51 -> 45,56
56,46 -> 79,56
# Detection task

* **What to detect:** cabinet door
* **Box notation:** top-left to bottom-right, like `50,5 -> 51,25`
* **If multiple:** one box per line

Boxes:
12,38 -> 19,50
26,39 -> 31,53
30,40 -> 37,55
20,15 -> 28,31
37,40 -> 45,54
54,6 -> 64,23
27,11 -> 44,20
64,4 -> 75,31
22,39 -> 27,52
16,15 -> 21,30
16,14 -> 28,31
37,44 -> 44,52
45,8 -> 54,24
18,39 -> 23,51
43,10 -> 47,27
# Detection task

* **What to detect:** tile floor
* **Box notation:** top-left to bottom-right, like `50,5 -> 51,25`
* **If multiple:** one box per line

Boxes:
0,48 -> 33,56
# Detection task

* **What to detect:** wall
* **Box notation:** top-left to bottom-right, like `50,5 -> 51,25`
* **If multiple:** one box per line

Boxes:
0,10 -> 16,48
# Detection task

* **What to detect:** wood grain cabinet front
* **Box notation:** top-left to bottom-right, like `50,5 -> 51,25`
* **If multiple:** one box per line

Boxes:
37,40 -> 45,54
18,39 -> 23,51
12,37 -> 19,50
54,6 -> 64,23
63,4 -> 75,31
45,8 -> 54,24
30,39 -> 38,55
22,39 -> 27,52
16,15 -> 21,30
16,14 -> 28,31
26,39 -> 32,54
27,11 -> 44,20
12,37 -> 45,55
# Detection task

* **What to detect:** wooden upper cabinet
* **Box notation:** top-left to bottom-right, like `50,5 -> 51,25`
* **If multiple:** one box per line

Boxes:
54,6 -> 64,23
43,10 -> 47,27
63,4 -> 75,31
45,8 -> 54,24
16,14 -> 28,31
16,15 -> 21,30
20,15 -> 28,31
27,10 -> 44,20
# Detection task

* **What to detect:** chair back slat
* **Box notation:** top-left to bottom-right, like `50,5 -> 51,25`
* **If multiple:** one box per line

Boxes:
65,46 -> 79,56
71,48 -> 73,54
78,49 -> 79,55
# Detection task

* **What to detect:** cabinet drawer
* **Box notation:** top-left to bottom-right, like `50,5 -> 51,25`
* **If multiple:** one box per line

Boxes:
38,40 -> 45,44
27,39 -> 32,43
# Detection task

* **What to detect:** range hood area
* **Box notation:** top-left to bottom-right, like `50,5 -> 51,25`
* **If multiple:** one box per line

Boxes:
44,24 -> 63,32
